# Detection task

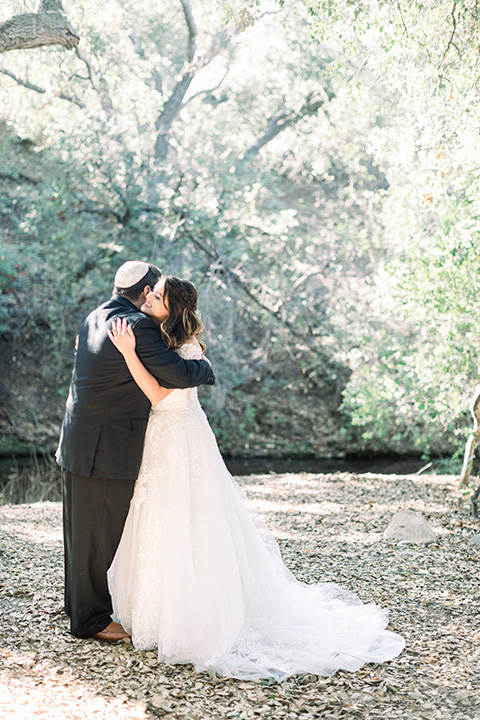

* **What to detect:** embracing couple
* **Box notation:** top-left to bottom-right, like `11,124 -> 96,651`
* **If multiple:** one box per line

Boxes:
56,260 -> 404,682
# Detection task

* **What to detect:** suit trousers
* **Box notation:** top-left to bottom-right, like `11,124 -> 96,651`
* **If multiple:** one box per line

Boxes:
62,470 -> 136,637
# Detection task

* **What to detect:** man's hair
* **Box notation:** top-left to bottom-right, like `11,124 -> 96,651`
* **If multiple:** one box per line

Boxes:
115,264 -> 162,300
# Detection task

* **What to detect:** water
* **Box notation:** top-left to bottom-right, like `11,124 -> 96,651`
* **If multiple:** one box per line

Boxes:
0,452 -> 440,505
224,455 -> 427,476
0,453 -> 427,485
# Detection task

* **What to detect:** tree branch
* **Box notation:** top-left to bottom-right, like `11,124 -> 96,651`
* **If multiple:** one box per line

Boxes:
153,0 -> 235,162
102,198 -> 326,342
74,46 -> 114,114
181,0 -> 197,64
195,236 -> 319,339
74,242 -> 122,280
238,90 -> 334,168
74,45 -> 94,84
74,194 -> 130,225
128,31 -> 163,94
394,0 -> 409,37
154,0 -> 198,160
181,47 -> 232,109
439,1 -> 460,67
146,208 -> 322,340
0,0 -> 79,54
0,169 -> 39,185
0,68 -> 85,107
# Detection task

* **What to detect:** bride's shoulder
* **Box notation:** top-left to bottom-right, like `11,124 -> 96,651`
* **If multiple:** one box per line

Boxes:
177,338 -> 203,360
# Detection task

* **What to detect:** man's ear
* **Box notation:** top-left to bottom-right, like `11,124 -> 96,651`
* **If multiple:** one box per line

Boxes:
142,286 -> 151,299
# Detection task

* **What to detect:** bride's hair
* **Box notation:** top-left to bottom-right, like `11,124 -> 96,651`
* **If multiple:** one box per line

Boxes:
161,276 -> 206,351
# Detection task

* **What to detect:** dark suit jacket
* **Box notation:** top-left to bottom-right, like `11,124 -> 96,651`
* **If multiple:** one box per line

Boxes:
56,294 -> 215,480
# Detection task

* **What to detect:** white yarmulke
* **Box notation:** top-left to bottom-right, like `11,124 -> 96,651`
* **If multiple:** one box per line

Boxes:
114,261 -> 149,289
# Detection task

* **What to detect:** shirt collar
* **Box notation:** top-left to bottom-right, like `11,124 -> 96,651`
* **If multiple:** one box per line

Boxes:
112,293 -> 141,311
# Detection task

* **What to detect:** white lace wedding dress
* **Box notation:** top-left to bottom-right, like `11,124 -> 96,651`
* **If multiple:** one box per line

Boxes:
107,344 -> 405,681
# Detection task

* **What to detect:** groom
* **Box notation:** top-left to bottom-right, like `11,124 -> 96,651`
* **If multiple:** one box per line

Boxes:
56,261 -> 215,642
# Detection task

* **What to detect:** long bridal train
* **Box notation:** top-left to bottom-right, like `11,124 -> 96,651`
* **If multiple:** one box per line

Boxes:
108,345 -> 405,682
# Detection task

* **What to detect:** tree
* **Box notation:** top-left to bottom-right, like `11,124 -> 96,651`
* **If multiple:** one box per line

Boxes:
4,0 -> 478,466
1,0 -> 374,458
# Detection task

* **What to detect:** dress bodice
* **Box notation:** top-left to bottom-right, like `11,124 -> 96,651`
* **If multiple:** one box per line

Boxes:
151,342 -> 203,414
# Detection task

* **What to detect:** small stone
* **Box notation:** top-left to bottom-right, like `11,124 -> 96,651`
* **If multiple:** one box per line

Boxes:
384,510 -> 437,544
150,693 -> 170,708
469,534 -> 480,548
297,673 -> 317,685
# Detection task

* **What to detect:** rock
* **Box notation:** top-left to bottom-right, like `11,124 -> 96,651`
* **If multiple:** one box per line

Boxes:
150,693 -> 171,709
469,534 -> 480,548
384,510 -> 437,544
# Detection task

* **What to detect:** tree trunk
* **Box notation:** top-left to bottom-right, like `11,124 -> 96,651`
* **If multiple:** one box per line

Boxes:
0,1 -> 79,54
458,384 -> 480,487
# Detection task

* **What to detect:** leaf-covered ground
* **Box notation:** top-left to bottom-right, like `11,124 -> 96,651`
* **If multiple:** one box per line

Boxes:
1,472 -> 479,720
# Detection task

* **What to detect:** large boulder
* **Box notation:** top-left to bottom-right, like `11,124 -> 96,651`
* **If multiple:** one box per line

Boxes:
384,510 -> 437,544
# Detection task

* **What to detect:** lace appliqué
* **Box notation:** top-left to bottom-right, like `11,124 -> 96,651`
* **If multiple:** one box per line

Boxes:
131,342 -> 204,511
176,342 -> 203,360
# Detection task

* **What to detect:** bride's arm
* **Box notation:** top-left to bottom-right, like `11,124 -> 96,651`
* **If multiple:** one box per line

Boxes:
108,318 -> 174,405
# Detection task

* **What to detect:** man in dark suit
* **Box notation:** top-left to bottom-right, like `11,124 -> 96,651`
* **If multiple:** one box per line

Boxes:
56,261 -> 215,642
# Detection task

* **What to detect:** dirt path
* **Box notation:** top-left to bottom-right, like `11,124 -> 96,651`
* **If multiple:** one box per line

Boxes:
1,472 -> 479,720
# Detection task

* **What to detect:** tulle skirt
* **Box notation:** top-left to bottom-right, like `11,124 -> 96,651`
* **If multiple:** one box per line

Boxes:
108,398 -> 405,681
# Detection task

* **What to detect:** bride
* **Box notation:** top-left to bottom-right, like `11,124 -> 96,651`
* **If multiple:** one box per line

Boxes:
107,275 -> 405,682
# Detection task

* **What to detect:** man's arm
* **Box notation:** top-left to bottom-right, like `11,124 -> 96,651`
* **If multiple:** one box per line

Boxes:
108,319 -> 175,404
131,316 -> 215,390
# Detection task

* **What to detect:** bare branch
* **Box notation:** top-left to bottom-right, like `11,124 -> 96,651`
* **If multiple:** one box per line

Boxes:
152,1 -> 230,160
168,213 -> 185,243
153,0 -> 236,161
204,244 -> 321,340
128,31 -> 145,58
74,45 -> 114,114
181,47 -> 232,109
395,0 -> 409,37
74,242 -> 122,280
74,194 -> 130,225
74,46 -> 94,85
0,68 -> 85,107
154,0 -> 198,160
127,31 -> 163,94
145,208 -> 322,340
180,0 -> 198,63
439,1 -> 460,67
0,169 -> 39,185
102,197 -> 325,341
237,89 -> 334,169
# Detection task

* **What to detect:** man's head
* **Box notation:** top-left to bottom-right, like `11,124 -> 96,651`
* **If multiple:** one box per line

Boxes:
114,261 -> 162,307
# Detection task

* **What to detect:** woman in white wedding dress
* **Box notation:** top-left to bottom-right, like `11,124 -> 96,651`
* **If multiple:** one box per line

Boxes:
107,276 -> 405,682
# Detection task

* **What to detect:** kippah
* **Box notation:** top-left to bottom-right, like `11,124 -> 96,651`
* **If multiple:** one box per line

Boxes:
114,261 -> 149,289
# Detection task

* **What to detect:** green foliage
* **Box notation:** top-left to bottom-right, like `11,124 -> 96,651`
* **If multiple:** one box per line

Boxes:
1,0 -> 366,454
0,249 -> 23,332
1,0 -> 480,462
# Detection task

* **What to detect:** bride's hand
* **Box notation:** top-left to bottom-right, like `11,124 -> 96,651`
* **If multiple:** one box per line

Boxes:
108,317 -> 136,356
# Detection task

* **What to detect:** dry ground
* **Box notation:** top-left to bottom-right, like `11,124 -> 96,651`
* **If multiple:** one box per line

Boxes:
0,471 -> 479,720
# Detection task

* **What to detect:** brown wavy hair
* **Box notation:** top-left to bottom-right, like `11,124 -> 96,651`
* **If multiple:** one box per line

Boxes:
160,276 -> 206,351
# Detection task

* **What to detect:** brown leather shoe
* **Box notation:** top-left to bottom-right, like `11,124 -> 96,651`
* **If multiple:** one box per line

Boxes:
91,621 -> 131,643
